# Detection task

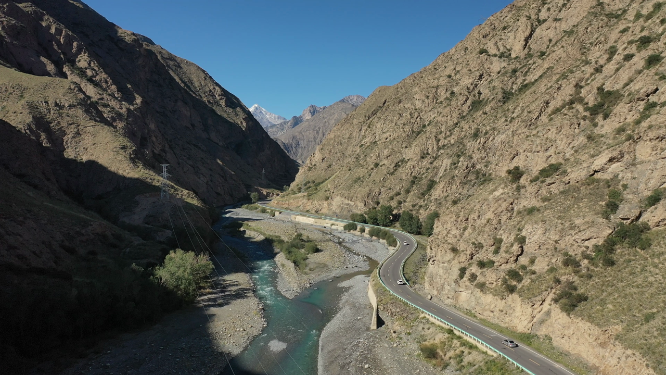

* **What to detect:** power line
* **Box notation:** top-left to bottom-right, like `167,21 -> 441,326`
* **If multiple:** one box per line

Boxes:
160,164 -> 171,201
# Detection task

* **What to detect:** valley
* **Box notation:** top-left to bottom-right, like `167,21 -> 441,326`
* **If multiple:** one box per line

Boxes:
1,0 -> 665,374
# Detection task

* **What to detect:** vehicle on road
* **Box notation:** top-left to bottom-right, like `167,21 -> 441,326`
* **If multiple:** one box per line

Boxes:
502,339 -> 518,348
403,241 -> 408,245
397,279 -> 406,285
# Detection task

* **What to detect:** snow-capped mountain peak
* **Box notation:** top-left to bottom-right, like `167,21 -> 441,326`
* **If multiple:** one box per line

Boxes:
249,104 -> 287,129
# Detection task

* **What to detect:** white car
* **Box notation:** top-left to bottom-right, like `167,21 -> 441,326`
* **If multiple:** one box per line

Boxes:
403,241 -> 408,246
397,279 -> 406,285
502,339 -> 518,348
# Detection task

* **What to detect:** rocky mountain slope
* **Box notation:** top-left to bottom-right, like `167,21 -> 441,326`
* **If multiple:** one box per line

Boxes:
275,95 -> 366,164
0,0 -> 296,371
265,103 -> 324,138
276,0 -> 666,373
249,104 -> 286,128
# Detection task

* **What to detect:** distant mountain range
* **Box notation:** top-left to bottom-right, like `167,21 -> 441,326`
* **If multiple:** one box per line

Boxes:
274,95 -> 365,164
249,104 -> 287,128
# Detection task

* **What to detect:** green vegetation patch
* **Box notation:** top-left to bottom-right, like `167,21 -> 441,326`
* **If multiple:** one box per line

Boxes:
584,86 -> 623,120
403,240 -> 428,285
506,166 -> 525,183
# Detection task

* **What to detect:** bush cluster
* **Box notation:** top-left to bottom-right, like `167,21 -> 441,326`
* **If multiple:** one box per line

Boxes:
458,267 -> 467,280
530,162 -> 564,182
584,86 -> 622,120
506,166 -> 525,183
592,222 -> 651,267
155,249 -> 214,304
644,188 -> 664,208
272,233 -> 319,269
399,210 -> 422,234
553,281 -> 588,314
343,222 -> 357,231
476,259 -> 495,269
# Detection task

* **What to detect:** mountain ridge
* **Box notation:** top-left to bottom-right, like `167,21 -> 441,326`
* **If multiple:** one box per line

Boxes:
275,0 -> 666,373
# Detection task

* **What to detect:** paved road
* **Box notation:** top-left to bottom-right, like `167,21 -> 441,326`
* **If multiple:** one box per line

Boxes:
384,231 -> 574,375
259,202 -> 574,375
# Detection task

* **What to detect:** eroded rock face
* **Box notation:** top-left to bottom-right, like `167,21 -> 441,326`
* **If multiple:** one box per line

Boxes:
277,0 -> 666,372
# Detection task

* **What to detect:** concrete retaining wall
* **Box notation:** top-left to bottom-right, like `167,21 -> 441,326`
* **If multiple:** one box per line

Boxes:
368,282 -> 378,330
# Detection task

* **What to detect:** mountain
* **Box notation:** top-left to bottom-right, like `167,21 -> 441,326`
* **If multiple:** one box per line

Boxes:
265,103 -> 325,138
275,95 -> 366,164
0,0 -> 296,370
249,104 -> 287,128
276,0 -> 666,373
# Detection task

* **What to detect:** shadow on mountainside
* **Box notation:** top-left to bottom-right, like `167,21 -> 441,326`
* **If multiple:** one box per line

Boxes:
0,122 -> 247,374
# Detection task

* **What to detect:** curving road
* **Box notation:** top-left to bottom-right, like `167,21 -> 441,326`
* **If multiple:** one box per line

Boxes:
259,202 -> 575,375
383,231 -> 574,375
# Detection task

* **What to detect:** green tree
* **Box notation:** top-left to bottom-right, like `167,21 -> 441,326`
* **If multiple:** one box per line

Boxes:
250,192 -> 259,203
350,213 -> 367,223
343,222 -> 358,231
421,211 -> 440,236
399,210 -> 422,234
365,208 -> 379,225
154,249 -> 214,304
377,205 -> 394,227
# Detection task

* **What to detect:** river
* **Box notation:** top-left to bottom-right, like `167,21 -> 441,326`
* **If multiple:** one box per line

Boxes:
219,219 -> 377,375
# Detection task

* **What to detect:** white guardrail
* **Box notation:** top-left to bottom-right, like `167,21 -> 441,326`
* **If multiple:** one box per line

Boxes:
257,203 -> 537,375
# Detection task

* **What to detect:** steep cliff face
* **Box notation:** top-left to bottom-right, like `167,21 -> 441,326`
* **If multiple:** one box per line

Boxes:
277,0 -> 666,373
0,0 -> 296,370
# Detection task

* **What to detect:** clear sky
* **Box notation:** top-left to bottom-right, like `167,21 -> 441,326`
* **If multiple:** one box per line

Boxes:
82,0 -> 513,118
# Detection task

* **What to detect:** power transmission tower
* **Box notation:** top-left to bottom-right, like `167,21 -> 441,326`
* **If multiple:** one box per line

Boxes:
160,164 -> 170,200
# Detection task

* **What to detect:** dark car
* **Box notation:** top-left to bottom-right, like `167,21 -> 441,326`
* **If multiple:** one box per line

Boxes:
502,339 -> 518,348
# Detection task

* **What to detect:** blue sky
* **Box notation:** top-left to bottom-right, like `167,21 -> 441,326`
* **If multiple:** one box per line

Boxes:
83,0 -> 513,118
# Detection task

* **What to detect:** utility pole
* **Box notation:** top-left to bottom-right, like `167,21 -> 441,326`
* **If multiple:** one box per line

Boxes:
160,164 -> 170,200
262,168 -> 266,183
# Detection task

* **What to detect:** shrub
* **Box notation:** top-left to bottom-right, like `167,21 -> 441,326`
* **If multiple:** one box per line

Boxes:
154,249 -> 214,304
514,235 -> 527,246
478,48 -> 489,55
250,192 -> 259,203
645,54 -> 664,69
399,210 -> 422,234
506,269 -> 523,283
476,259 -> 495,269
343,222 -> 357,231
584,86 -> 622,119
537,162 -> 563,179
562,255 -> 581,269
475,281 -> 487,290
468,272 -> 478,283
644,188 -> 664,208
458,266 -> 468,280
623,53 -> 635,61
350,213 -> 367,223
385,233 -> 398,247
493,237 -> 503,254
553,281 -> 588,314
421,179 -> 437,197
607,45 -> 618,61
420,343 -> 439,359
422,211 -> 440,236
304,242 -> 319,254
502,278 -> 517,294
506,166 -> 525,183
637,35 -> 654,50
358,226 -> 366,234
368,227 -> 382,238
528,256 -> 537,266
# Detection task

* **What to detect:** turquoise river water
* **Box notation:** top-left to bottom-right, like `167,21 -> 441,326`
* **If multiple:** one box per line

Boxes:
219,227 -> 375,375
